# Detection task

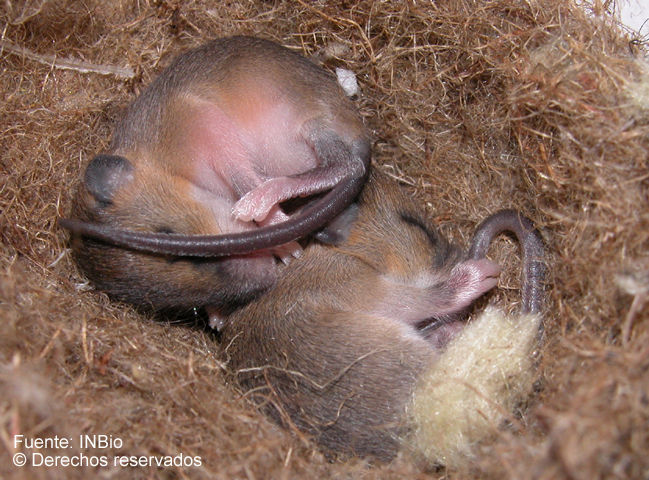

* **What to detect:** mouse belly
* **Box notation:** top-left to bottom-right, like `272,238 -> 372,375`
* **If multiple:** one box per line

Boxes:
170,93 -> 317,198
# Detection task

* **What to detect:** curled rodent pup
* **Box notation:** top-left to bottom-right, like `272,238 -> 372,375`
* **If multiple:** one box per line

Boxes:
62,36 -> 369,316
219,171 -> 546,464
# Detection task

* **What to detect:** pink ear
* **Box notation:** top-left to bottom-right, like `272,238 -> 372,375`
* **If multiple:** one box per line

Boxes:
445,258 -> 501,311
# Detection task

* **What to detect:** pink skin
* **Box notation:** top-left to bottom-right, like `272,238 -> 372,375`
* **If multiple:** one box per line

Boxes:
233,174 -> 347,223
180,96 -> 318,216
209,257 -> 501,334
234,178 -> 303,223
445,258 -> 502,312
175,96 -> 348,258
63,38 -> 371,263
173,101 -> 303,258
369,258 -> 502,345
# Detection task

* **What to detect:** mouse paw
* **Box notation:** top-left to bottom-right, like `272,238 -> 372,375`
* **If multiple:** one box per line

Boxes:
233,180 -> 284,223
447,258 -> 502,308
205,305 -> 228,331
232,193 -> 272,222
272,241 -> 303,264
255,207 -> 303,263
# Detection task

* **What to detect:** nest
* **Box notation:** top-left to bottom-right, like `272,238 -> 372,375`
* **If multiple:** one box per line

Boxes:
1,0 -> 648,478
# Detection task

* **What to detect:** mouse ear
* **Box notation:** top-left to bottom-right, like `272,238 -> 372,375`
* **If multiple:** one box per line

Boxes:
84,154 -> 134,206
314,202 -> 359,245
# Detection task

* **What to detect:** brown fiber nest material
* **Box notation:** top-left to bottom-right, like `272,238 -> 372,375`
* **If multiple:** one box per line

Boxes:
1,0 -> 648,478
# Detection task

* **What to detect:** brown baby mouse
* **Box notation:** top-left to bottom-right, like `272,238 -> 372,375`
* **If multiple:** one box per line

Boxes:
219,170 -> 545,462
62,36 -> 370,317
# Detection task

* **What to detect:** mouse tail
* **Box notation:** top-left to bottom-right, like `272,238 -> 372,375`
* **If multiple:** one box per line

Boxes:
408,210 -> 546,468
468,209 -> 546,314
59,169 -> 368,257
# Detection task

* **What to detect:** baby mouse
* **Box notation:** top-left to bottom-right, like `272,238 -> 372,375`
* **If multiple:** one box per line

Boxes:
219,170 -> 545,462
63,36 -> 370,317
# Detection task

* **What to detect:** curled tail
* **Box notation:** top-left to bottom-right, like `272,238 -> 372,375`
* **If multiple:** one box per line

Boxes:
468,209 -> 546,314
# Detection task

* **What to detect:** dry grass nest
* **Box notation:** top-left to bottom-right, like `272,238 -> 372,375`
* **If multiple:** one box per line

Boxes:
1,0 -> 648,478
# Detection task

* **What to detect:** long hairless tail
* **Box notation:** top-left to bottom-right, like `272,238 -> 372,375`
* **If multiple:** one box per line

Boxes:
468,209 -> 546,314
59,170 -> 368,258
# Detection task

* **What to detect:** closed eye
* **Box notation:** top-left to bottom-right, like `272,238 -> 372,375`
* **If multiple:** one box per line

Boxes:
399,213 -> 438,249
400,212 -> 460,269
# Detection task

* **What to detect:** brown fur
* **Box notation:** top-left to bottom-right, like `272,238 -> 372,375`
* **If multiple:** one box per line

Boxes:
68,36 -> 369,314
220,171 -> 502,460
2,1 -> 648,478
70,160 -> 277,314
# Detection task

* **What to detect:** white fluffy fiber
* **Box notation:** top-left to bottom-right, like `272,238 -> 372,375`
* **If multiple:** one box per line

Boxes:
335,67 -> 360,97
408,307 -> 542,468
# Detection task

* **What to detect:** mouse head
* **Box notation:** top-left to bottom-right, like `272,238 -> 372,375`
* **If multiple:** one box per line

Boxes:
332,171 -> 501,338
69,153 -> 278,313
342,176 -> 462,279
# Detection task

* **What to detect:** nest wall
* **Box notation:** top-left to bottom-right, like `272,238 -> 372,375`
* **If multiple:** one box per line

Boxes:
1,0 -> 648,478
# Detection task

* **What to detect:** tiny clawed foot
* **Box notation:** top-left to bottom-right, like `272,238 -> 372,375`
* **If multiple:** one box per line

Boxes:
273,241 -> 303,264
